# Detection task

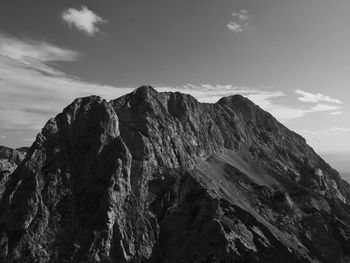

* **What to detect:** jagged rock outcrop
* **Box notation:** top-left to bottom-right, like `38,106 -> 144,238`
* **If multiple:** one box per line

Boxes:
0,97 -> 132,262
0,146 -> 26,199
1,86 -> 350,263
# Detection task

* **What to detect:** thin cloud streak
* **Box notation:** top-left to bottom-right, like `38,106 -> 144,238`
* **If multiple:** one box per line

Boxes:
0,34 -> 132,131
311,103 -> 340,111
329,111 -> 343,115
295,89 -> 342,104
0,32 -> 79,62
0,32 -> 80,76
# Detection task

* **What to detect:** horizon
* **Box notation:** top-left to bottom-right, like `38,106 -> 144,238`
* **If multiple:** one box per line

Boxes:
1,0 -> 349,152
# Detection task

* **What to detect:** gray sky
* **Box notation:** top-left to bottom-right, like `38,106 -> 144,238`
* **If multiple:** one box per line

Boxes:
0,0 -> 349,152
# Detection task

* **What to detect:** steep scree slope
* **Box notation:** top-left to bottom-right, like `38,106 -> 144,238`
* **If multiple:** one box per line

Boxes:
1,86 -> 350,263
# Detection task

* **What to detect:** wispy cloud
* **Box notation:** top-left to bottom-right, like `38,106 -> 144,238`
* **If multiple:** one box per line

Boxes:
295,89 -> 342,104
0,33 -> 132,132
227,9 -> 250,32
0,32 -> 344,147
61,6 -> 107,36
227,22 -> 244,33
329,111 -> 343,115
0,33 -> 79,63
0,32 -> 80,76
310,103 -> 340,111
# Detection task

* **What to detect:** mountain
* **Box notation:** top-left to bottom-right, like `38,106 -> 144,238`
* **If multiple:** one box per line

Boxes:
1,86 -> 350,262
0,146 -> 25,168
0,145 -> 26,199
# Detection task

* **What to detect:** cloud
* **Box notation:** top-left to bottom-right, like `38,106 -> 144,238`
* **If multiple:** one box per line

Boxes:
295,89 -> 342,104
0,33 -> 79,63
227,9 -> 250,32
0,33 -> 132,133
310,103 -> 340,112
61,6 -> 106,36
0,32 -> 80,76
329,111 -> 343,115
0,32 -> 345,148
227,22 -> 243,33
232,9 -> 249,21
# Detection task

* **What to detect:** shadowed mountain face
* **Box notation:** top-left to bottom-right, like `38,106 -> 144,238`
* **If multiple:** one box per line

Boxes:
1,86 -> 350,263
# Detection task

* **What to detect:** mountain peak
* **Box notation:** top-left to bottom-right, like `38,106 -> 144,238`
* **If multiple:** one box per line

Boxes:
1,87 -> 350,262
134,85 -> 158,94
217,93 -> 250,103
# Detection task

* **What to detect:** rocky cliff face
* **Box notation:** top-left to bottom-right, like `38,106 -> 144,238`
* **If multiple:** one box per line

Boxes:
0,146 -> 26,199
1,86 -> 350,263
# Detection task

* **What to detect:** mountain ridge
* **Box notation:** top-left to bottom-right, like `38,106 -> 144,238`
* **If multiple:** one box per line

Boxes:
1,86 -> 350,262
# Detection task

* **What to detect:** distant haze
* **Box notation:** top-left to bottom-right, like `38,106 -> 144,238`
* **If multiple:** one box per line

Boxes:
321,152 -> 350,183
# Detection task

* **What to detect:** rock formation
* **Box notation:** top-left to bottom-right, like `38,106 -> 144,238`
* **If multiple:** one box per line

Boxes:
0,146 -> 26,199
1,86 -> 350,262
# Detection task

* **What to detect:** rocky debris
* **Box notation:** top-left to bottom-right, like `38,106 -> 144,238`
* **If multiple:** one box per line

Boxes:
0,146 -> 26,199
1,86 -> 350,262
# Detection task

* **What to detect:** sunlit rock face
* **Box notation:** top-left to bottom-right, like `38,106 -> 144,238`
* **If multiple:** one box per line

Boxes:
1,86 -> 350,263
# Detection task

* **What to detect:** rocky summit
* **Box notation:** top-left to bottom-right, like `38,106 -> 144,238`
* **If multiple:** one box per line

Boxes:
1,86 -> 350,263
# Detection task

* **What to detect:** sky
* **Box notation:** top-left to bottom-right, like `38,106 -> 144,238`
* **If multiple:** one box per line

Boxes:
0,0 -> 349,153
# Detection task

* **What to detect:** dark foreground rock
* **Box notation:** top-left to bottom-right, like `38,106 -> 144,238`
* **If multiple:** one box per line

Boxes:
1,86 -> 350,262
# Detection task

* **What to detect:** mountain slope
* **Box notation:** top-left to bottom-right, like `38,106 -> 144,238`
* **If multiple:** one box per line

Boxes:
1,86 -> 350,262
